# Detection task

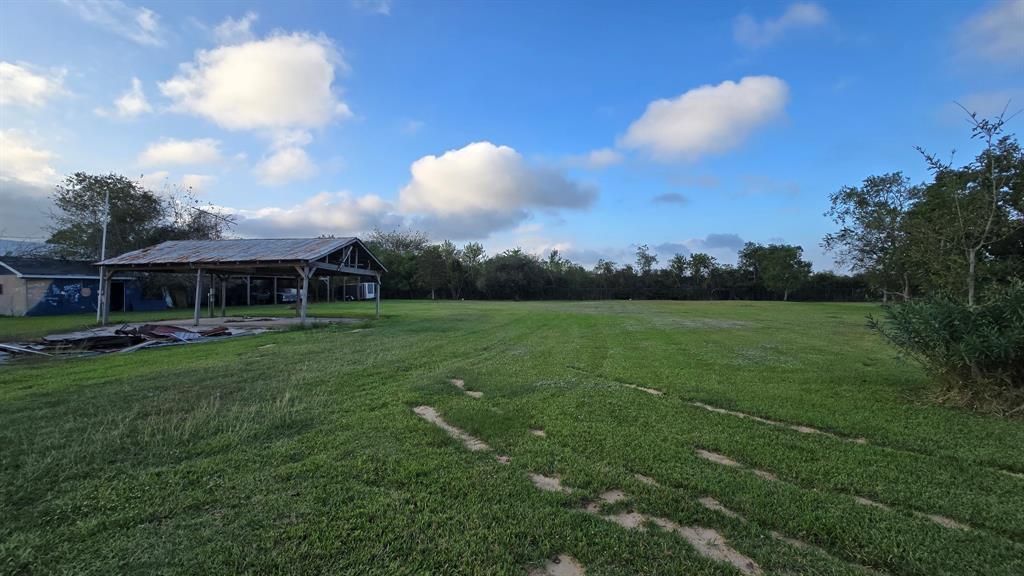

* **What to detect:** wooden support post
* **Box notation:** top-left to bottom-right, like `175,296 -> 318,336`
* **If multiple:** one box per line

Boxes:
375,272 -> 381,318
273,277 -> 278,305
96,265 -> 105,323
300,267 -> 310,324
246,275 -> 251,307
101,269 -> 112,325
220,277 -> 227,317
208,273 -> 215,318
193,268 -> 203,327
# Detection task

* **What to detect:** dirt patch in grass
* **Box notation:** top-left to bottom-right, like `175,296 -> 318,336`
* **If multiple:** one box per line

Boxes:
530,429 -> 547,438
584,490 -> 627,513
697,449 -> 779,483
651,519 -> 763,576
923,514 -> 970,530
853,496 -> 891,510
634,473 -> 659,486
624,383 -> 663,396
698,496 -> 741,519
751,469 -> 778,482
450,378 -> 483,398
691,402 -> 868,445
412,405 -> 490,452
770,530 -> 811,549
529,554 -> 585,576
696,449 -> 742,468
530,473 -> 572,494
581,490 -> 761,576
495,454 -> 511,464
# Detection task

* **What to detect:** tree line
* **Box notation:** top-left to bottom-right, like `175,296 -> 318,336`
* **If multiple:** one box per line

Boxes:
367,229 -> 865,302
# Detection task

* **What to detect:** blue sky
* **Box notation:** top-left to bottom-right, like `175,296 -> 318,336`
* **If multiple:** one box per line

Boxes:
1,0 -> 1021,269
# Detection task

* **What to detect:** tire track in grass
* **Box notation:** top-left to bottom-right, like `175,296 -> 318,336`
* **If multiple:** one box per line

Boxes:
578,488 -> 763,575
571,364 -> 1024,481
691,400 -> 1024,481
573,365 -> 1019,535
416,384 -> 890,576
694,446 -> 976,534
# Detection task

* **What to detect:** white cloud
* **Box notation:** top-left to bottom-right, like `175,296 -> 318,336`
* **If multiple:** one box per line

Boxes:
181,174 -> 213,192
567,147 -> 623,169
0,130 -> 59,188
65,0 -> 164,46
227,191 -> 401,237
138,138 -> 223,166
959,0 -> 1024,64
160,33 -> 351,131
138,170 -> 170,191
96,77 -> 152,117
213,12 -> 258,45
620,76 -> 789,160
352,0 -> 392,15
0,61 -> 66,108
734,3 -> 828,49
135,171 -> 212,194
398,141 -> 597,238
254,147 -> 317,185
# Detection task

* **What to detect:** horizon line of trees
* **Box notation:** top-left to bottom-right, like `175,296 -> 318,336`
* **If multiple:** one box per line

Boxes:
367,228 -> 866,302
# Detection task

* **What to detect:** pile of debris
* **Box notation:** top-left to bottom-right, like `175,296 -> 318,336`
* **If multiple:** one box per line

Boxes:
0,323 -> 261,361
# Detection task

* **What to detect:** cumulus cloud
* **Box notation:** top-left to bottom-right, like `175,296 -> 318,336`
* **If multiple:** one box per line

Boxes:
677,233 -> 747,263
398,141 -> 597,239
96,77 -> 152,117
181,174 -> 213,192
0,131 -> 58,237
138,138 -> 222,166
620,76 -> 789,160
227,191 -> 401,237
0,180 -> 54,238
567,147 -> 623,169
959,0 -> 1024,64
253,147 -> 317,185
734,3 -> 828,49
137,170 -> 170,191
160,33 -> 351,131
0,61 -> 66,108
0,130 -> 59,188
65,0 -> 164,46
213,12 -> 258,45
652,192 -> 688,204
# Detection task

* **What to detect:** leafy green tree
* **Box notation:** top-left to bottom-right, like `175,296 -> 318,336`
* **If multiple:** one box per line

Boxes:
460,242 -> 486,298
47,173 -> 167,260
667,253 -> 689,277
478,249 -> 546,300
634,244 -> 658,275
47,172 -> 231,260
367,228 -> 429,298
416,244 -> 447,299
823,172 -> 915,301
740,243 -> 812,301
911,110 -> 1023,306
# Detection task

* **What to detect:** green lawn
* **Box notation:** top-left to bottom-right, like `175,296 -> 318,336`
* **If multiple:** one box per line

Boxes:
0,301 -> 381,341
1,300 -> 1022,575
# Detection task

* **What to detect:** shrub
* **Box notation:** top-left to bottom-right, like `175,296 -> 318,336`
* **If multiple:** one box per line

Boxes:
869,280 -> 1024,413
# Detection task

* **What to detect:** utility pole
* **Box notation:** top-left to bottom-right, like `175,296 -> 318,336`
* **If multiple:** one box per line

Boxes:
95,187 -> 110,323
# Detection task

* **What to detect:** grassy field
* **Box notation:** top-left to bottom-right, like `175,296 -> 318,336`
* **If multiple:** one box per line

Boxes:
1,300 -> 1022,575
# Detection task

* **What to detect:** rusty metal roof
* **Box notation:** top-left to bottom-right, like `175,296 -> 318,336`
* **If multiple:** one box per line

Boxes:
97,238 -> 362,266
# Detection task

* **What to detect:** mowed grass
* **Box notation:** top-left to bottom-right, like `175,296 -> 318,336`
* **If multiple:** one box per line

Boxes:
1,300 -> 1022,575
